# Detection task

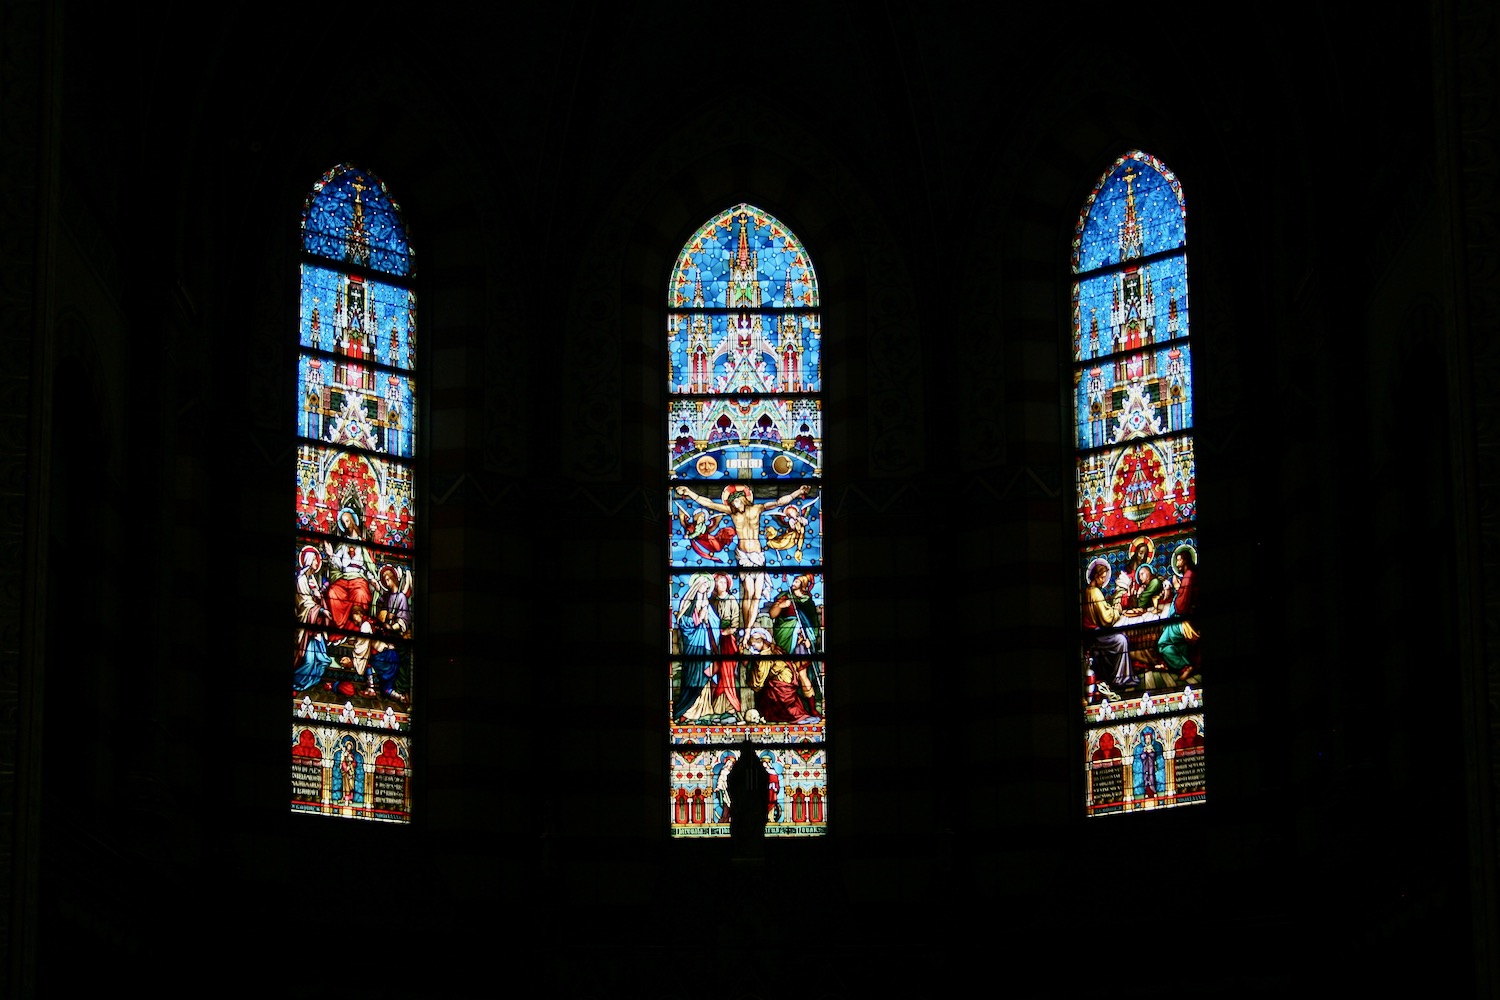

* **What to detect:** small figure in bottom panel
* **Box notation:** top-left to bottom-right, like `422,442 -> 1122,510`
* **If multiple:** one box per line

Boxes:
1132,725 -> 1166,801
331,734 -> 365,809
712,751 -> 736,823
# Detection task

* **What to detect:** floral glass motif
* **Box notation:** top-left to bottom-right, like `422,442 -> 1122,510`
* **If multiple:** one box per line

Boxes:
667,205 -> 826,837
292,165 -> 415,824
1074,152 -> 1204,816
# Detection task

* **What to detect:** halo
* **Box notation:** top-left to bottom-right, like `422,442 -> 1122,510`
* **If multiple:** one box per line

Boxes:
299,546 -> 322,570
1171,543 -> 1198,574
720,483 -> 754,504
1086,557 -> 1111,584
1129,535 -> 1155,564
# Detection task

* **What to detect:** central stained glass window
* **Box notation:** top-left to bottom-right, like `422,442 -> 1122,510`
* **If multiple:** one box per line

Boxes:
290,164 -> 416,823
1073,151 -> 1204,816
666,204 -> 827,837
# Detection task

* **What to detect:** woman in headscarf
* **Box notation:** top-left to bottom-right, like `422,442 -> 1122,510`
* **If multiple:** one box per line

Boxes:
672,574 -> 722,722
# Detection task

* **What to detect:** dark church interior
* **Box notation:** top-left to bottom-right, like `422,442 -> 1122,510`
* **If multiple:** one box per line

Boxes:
2,1 -> 1498,995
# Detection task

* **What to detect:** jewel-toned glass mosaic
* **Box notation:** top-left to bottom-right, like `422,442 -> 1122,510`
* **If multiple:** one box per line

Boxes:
293,165 -> 416,823
668,485 -> 823,568
667,206 -> 826,837
292,725 -> 413,823
668,398 -> 822,481
670,206 -> 819,310
299,264 -> 417,371
298,355 -> 417,458
1074,153 -> 1202,816
1073,344 -> 1193,450
1072,255 -> 1189,364
667,313 -> 822,394
1071,150 -> 1184,275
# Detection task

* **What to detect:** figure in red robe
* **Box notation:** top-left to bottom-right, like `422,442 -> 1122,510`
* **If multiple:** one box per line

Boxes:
676,505 -> 737,562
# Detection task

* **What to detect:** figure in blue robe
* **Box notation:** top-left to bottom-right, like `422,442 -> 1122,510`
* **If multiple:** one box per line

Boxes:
1132,726 -> 1166,800
711,751 -> 736,823
672,574 -> 721,722
331,736 -> 365,806
294,632 -> 331,690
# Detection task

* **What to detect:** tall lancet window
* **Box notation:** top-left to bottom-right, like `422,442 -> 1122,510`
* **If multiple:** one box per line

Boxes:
1073,152 -> 1204,816
290,164 -> 417,823
667,205 -> 827,837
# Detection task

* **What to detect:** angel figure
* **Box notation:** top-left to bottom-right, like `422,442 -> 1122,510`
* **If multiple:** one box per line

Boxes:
675,503 -> 737,563
368,563 -> 412,704
763,496 -> 817,563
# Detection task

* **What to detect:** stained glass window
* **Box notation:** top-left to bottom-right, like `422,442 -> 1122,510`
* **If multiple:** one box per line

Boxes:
1073,152 -> 1204,816
291,164 -> 416,823
667,205 -> 827,837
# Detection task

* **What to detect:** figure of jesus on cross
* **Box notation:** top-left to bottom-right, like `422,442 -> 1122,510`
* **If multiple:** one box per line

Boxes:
673,481 -> 809,634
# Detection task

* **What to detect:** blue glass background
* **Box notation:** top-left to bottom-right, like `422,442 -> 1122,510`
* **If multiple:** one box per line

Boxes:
668,486 -> 823,569
301,164 -> 413,277
1074,343 -> 1194,449
300,265 -> 417,372
668,312 -> 821,394
1072,255 -> 1189,363
1073,152 -> 1185,273
667,397 -> 822,480
297,353 -> 416,458
668,204 -> 819,309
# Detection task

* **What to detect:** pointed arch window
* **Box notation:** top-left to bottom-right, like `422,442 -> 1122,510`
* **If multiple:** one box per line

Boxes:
290,164 -> 417,823
666,205 -> 827,837
1073,152 -> 1204,816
